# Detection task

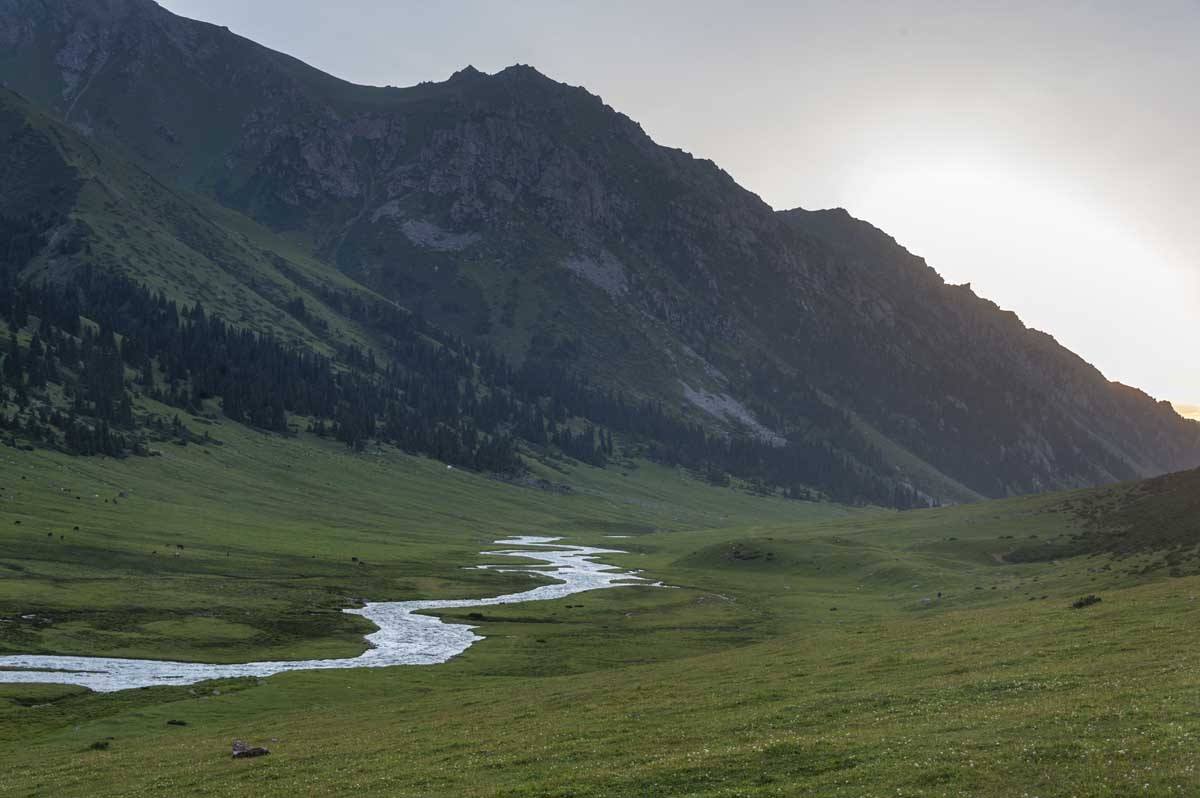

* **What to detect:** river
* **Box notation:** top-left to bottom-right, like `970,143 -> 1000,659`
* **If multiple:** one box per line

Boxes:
0,536 -> 654,692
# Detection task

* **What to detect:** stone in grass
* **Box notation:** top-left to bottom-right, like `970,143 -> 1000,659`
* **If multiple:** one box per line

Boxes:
166,719 -> 188,727
232,739 -> 270,759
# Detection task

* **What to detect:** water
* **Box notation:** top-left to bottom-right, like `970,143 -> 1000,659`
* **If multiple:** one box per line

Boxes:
0,536 -> 654,692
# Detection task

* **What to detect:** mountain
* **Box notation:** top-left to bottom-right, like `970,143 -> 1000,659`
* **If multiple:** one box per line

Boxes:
0,0 -> 1197,505
0,86 -> 912,503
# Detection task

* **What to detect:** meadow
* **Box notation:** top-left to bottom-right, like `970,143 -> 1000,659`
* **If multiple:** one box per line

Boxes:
0,421 -> 1196,796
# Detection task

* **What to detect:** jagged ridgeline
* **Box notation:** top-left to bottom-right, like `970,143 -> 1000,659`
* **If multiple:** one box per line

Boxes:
0,0 -> 1196,506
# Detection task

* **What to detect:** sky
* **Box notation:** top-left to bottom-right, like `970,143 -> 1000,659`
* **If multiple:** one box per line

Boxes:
159,0 -> 1199,405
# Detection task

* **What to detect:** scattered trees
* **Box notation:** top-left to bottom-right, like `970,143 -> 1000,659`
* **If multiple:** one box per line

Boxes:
0,215 -> 928,506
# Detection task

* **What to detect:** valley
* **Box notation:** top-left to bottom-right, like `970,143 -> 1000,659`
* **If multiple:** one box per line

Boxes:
1,428 -> 1197,795
0,536 -> 659,691
0,2 -> 1196,795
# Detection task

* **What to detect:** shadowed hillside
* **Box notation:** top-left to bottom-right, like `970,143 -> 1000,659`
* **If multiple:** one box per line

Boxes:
1009,467 -> 1200,571
0,0 -> 1196,504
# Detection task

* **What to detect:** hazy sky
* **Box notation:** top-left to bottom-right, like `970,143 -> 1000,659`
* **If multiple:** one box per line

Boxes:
160,0 -> 1199,404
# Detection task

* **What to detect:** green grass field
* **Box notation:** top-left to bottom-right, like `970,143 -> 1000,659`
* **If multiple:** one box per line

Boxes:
1,422 -> 1197,796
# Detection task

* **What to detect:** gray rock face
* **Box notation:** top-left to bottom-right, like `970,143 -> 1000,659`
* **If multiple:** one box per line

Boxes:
680,382 -> 784,446
397,219 -> 481,252
563,252 -> 629,298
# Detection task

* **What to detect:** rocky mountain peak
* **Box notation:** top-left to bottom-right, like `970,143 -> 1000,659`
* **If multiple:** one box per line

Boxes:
1,0 -> 1196,502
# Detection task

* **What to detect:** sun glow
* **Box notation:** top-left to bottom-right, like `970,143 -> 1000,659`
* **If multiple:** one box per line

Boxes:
842,151 -> 1197,400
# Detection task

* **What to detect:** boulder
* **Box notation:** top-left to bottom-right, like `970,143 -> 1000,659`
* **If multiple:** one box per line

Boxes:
231,739 -> 270,759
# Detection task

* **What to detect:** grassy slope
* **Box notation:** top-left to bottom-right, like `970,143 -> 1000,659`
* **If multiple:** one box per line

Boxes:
2,88 -> 393,356
1,427 -> 1198,796
0,418 -> 831,664
1008,468 -> 1200,569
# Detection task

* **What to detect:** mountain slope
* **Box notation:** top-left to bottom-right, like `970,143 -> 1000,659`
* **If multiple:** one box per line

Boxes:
3,85 -> 938,506
0,0 -> 1196,503
1008,467 -> 1200,569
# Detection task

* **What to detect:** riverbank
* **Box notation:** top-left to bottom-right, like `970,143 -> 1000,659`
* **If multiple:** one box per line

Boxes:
0,537 -> 655,692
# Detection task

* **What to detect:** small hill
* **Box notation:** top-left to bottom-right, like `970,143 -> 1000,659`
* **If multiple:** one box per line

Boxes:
1008,468 -> 1200,571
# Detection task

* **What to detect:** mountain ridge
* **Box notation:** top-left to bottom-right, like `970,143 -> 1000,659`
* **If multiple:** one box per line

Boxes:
0,0 -> 1196,504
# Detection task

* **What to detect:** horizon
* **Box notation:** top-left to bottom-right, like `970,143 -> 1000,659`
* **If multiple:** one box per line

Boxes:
1175,403 -> 1200,421
157,0 -> 1200,408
